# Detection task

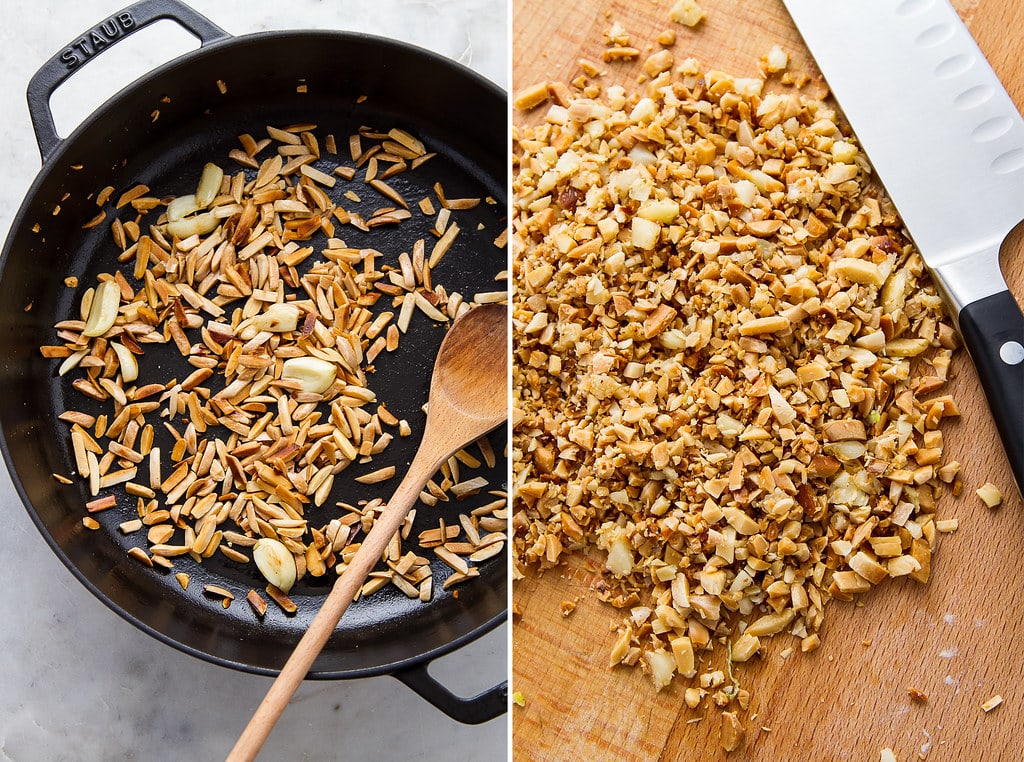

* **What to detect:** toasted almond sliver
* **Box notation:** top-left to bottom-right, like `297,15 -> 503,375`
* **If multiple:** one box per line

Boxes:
451,476 -> 488,498
116,184 -> 150,209
247,589 -> 268,617
434,546 -> 470,575
354,466 -> 396,484
300,163 -> 337,187
397,294 -> 416,334
441,567 -> 479,589
127,547 -> 153,567
266,125 -> 301,145
369,179 -> 408,209
469,541 -> 504,562
265,584 -> 298,613
119,519 -> 143,533
86,494 -> 117,513
428,223 -> 459,268
413,291 -> 449,322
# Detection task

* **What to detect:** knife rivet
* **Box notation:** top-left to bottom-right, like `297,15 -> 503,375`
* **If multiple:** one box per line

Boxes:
999,340 -> 1024,365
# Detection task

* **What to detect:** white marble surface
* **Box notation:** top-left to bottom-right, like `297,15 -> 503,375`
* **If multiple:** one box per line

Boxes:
0,2 -> 508,760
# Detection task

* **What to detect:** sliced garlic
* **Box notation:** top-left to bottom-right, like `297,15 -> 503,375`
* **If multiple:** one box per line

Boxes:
281,356 -> 336,394
195,163 -> 224,208
247,302 -> 300,333
82,280 -> 121,338
252,538 -> 297,593
110,342 -> 139,383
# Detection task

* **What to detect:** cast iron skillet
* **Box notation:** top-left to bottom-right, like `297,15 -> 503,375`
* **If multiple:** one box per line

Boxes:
0,0 -> 507,723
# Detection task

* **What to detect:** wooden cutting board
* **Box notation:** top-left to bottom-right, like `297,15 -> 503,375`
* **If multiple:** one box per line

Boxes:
511,1 -> 1024,759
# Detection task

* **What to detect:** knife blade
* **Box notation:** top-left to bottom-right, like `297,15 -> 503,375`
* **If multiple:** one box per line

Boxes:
783,0 -> 1024,495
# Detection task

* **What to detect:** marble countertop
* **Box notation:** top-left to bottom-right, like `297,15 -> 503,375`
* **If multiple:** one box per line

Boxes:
0,2 -> 507,760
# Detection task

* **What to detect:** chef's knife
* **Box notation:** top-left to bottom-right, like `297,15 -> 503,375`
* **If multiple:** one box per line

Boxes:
783,0 -> 1024,496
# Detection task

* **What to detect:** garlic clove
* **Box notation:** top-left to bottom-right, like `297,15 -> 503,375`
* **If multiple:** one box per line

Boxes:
195,163 -> 224,208
166,211 -> 218,239
110,342 -> 139,382
82,280 -> 121,338
281,356 -> 337,394
252,538 -> 297,593
166,193 -> 198,222
248,302 -> 300,333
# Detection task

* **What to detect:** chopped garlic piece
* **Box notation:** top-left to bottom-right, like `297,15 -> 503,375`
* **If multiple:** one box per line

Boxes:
976,482 -> 1003,508
669,0 -> 705,26
764,44 -> 788,73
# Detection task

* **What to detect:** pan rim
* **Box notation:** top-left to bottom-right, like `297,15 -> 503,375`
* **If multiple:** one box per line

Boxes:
1,25 -> 507,680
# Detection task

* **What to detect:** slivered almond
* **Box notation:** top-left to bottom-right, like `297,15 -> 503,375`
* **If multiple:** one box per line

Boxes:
86,495 -> 117,513
434,546 -> 470,575
265,584 -> 297,614
247,589 -> 268,617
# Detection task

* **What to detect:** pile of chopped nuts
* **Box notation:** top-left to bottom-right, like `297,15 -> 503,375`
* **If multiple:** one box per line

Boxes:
511,51 -> 962,719
44,120 -> 507,616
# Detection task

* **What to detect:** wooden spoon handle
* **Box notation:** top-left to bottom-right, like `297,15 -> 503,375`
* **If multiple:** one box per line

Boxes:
226,452 -> 438,762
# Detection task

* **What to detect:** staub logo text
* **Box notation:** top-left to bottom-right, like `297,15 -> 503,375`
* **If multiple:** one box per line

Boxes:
60,12 -> 136,69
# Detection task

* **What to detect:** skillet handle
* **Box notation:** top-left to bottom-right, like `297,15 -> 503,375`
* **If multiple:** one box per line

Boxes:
26,0 -> 230,163
392,663 -> 508,725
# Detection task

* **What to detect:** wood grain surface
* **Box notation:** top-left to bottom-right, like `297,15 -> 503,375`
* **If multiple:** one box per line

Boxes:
511,1 -> 1024,760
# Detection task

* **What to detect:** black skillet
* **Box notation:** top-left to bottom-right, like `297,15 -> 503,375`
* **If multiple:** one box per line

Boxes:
0,0 -> 507,723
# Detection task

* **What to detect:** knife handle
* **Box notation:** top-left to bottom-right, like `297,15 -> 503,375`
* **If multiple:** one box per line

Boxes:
958,290 -> 1024,497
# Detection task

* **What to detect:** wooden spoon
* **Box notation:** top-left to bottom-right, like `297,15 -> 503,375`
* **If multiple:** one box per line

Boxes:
227,303 -> 508,761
